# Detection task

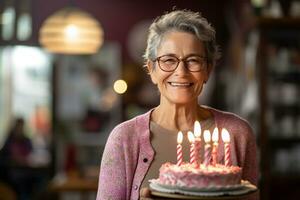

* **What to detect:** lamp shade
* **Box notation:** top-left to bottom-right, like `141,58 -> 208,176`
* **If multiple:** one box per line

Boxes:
39,7 -> 103,54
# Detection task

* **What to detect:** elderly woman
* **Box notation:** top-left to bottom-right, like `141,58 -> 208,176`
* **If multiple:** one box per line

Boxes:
96,10 -> 258,200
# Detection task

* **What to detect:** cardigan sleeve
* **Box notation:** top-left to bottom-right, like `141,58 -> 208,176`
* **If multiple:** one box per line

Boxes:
96,126 -> 127,200
242,124 -> 258,186
225,112 -> 259,200
241,122 -> 259,200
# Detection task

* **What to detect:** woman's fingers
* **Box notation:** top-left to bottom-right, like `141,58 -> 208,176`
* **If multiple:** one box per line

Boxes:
140,187 -> 152,198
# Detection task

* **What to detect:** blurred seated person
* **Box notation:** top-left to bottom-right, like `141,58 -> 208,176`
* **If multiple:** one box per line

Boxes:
0,117 -> 34,200
1,117 -> 32,167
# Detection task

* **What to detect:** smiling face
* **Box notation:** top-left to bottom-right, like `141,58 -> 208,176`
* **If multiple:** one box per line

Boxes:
148,31 -> 211,105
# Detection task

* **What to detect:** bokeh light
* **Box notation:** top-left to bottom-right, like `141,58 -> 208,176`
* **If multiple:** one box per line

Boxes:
113,79 -> 127,94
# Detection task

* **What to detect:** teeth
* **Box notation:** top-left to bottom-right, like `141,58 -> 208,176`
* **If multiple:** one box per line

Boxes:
170,82 -> 191,86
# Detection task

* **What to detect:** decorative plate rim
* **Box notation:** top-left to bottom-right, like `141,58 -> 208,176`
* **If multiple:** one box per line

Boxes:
149,180 -> 257,197
149,179 -> 253,192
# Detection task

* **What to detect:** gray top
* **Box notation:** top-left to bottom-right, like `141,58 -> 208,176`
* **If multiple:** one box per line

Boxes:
141,118 -> 215,188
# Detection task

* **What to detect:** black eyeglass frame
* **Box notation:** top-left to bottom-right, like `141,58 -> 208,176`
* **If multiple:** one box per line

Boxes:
153,55 -> 208,72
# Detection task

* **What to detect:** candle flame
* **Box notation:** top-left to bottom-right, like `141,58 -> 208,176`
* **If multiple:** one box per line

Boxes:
194,121 -> 201,138
212,127 -> 219,142
203,130 -> 211,143
188,131 -> 195,143
221,128 -> 230,143
177,131 -> 183,144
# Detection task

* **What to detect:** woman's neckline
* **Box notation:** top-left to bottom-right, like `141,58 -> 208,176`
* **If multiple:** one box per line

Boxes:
150,106 -> 215,133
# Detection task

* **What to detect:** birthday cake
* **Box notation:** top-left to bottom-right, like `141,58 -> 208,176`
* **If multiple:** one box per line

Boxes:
157,162 -> 242,188
152,124 -> 243,190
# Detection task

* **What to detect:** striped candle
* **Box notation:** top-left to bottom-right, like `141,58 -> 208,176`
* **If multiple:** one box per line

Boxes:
203,130 -> 211,167
212,127 -> 219,166
221,128 -> 231,167
188,131 -> 197,167
177,131 -> 183,166
194,121 -> 202,166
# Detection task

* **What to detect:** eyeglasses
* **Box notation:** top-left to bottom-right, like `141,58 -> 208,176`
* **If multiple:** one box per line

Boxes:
153,55 -> 207,72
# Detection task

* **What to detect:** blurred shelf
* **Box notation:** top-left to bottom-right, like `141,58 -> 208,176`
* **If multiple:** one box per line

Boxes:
258,17 -> 300,29
270,174 -> 300,184
269,71 -> 300,84
74,132 -> 107,147
271,104 -> 300,115
49,175 -> 98,192
258,16 -> 300,200
258,17 -> 300,48
269,174 -> 300,199
270,138 -> 300,148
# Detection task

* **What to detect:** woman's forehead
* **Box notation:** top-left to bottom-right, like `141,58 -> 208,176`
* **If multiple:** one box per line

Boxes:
157,31 -> 205,56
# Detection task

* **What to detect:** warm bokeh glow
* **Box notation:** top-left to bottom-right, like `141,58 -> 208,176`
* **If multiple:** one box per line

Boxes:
221,128 -> 230,143
65,24 -> 79,41
39,7 -> 103,54
188,131 -> 195,143
212,127 -> 219,142
177,131 -> 183,144
203,130 -> 211,143
194,121 -> 201,138
113,79 -> 127,94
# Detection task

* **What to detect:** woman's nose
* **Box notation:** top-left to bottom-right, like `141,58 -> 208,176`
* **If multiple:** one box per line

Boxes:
174,61 -> 189,74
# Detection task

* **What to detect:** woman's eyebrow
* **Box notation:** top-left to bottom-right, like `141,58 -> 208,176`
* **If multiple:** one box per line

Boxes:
184,53 -> 206,58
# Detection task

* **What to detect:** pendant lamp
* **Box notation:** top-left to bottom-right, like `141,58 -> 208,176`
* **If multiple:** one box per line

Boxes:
39,7 -> 103,54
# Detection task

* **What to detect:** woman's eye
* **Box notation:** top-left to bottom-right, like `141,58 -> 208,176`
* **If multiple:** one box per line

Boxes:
187,59 -> 199,64
163,58 -> 177,64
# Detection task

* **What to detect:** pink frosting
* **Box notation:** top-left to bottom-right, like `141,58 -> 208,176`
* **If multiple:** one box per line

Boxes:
158,162 -> 242,188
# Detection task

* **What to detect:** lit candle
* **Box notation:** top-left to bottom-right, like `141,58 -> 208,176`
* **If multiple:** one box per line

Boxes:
188,131 -> 197,167
177,131 -> 183,166
212,127 -> 219,166
221,128 -> 231,167
203,130 -> 211,167
194,121 -> 201,165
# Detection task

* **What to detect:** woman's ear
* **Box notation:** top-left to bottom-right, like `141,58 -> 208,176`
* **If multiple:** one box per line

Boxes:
146,60 -> 153,73
147,60 -> 157,84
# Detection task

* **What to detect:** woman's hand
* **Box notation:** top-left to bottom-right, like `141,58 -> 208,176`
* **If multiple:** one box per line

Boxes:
140,187 -> 154,200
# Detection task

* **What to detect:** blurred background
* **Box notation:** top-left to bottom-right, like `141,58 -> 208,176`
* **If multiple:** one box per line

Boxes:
0,0 -> 299,200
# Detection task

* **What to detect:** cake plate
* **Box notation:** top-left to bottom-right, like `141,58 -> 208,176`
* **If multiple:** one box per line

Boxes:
149,180 -> 258,200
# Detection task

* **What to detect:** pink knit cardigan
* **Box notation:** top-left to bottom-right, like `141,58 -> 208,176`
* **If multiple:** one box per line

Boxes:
96,107 -> 258,200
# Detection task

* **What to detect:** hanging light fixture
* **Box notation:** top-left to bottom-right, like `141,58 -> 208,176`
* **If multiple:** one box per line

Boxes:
39,7 -> 104,54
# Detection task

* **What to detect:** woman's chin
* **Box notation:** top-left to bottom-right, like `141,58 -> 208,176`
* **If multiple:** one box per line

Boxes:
167,96 -> 196,105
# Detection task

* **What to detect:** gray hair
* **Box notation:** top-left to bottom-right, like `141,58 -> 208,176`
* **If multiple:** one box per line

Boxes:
143,10 -> 220,69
